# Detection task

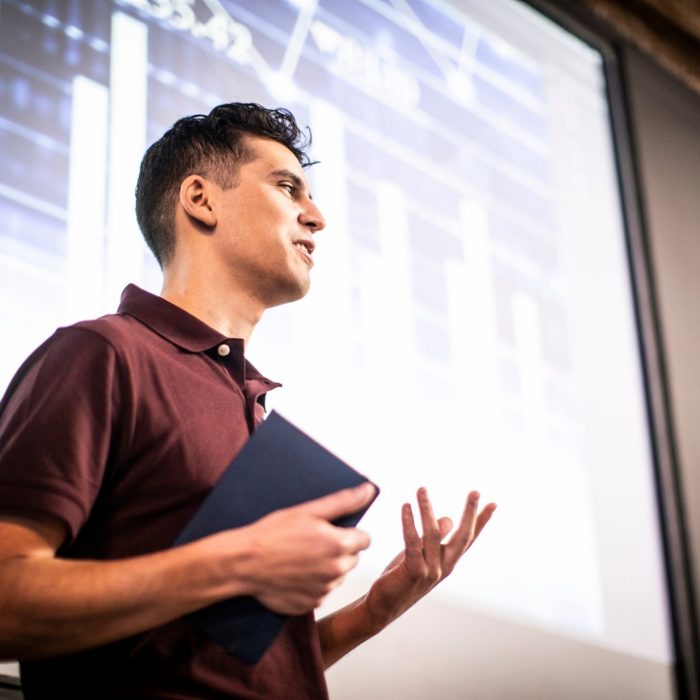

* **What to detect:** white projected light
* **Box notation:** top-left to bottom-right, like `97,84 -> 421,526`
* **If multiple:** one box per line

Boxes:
106,11 -> 149,301
65,76 -> 109,320
0,0 -> 672,679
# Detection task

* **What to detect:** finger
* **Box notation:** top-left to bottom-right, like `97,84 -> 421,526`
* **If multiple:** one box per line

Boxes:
336,525 -> 371,554
417,487 -> 441,565
474,503 -> 497,539
301,482 -> 376,521
444,491 -> 480,562
437,516 -> 453,540
401,503 -> 424,568
339,551 -> 361,576
321,552 -> 360,586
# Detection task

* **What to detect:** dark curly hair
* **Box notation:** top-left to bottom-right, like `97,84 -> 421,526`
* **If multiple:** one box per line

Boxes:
135,102 -> 315,267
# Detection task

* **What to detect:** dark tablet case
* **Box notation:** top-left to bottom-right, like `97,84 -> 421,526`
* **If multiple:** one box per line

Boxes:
173,410 -> 378,664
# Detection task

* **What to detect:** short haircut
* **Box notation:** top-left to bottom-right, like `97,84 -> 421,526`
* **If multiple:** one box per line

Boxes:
135,102 -> 315,267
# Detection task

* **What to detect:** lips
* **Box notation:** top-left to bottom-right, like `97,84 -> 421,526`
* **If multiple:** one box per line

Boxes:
293,239 -> 315,255
292,239 -> 315,267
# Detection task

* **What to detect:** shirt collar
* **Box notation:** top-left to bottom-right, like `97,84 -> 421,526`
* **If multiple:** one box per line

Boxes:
116,284 -> 277,385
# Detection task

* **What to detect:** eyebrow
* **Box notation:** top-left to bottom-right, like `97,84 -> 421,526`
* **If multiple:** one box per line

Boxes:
268,169 -> 313,200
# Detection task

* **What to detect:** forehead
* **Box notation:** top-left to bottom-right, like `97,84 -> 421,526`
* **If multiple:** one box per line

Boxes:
242,135 -> 307,181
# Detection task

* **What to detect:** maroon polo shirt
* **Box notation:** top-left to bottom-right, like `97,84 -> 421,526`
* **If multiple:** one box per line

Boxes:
0,284 -> 329,699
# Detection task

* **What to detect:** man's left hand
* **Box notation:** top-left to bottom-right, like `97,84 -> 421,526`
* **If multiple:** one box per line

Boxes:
363,488 -> 496,630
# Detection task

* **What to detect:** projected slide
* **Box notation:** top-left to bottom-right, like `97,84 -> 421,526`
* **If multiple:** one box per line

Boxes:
0,0 -> 672,671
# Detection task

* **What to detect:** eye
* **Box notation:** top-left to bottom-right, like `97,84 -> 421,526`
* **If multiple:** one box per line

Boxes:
279,181 -> 296,197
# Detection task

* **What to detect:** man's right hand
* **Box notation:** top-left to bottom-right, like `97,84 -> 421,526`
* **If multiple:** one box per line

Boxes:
209,482 -> 375,615
0,482 -> 374,660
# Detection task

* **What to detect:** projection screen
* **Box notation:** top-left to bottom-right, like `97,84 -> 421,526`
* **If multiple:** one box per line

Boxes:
0,0 -> 676,697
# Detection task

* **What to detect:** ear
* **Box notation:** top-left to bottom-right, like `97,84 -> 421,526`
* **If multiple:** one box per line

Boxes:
179,175 -> 217,228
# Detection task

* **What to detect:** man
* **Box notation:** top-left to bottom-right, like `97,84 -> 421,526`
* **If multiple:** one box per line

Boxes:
0,103 -> 495,698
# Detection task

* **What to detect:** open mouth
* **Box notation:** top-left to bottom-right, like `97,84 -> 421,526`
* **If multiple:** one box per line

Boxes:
293,240 -> 314,265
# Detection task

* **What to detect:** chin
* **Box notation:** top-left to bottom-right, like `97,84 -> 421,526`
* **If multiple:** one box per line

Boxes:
265,279 -> 310,308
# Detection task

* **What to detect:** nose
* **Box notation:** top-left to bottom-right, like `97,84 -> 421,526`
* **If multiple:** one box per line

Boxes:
299,199 -> 326,233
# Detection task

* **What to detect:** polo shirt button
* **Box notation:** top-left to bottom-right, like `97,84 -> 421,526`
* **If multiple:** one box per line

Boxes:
217,344 -> 230,357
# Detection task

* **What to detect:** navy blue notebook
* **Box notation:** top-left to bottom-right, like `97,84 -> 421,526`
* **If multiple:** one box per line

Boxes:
173,410 -> 378,664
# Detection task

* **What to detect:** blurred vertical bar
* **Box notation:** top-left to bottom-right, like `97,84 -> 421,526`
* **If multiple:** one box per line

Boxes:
375,180 -> 416,410
447,200 -> 500,475
66,75 -> 109,318
299,100 -> 355,425
106,11 -> 148,303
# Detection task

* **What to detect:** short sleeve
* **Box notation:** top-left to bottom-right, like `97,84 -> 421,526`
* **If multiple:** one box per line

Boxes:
0,327 -> 121,542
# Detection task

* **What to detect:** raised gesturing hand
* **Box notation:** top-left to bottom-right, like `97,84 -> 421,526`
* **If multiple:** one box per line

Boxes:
364,487 -> 496,629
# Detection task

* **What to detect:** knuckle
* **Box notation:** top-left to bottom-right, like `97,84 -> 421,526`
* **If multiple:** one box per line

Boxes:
343,533 -> 362,553
324,538 -> 345,557
323,578 -> 339,594
339,530 -> 359,550
427,566 -> 442,583
330,558 -> 349,578
425,530 -> 441,544
311,583 -> 331,601
313,585 -> 335,607
408,563 -> 427,581
412,563 -> 440,583
318,560 -> 344,582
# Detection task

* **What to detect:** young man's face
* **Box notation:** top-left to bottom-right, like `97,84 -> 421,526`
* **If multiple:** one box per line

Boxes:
210,135 -> 326,308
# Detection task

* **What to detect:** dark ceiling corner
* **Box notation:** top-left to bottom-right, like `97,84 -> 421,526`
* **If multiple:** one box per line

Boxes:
570,0 -> 700,93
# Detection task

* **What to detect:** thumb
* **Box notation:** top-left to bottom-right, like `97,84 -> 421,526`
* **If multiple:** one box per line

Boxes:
301,482 -> 376,521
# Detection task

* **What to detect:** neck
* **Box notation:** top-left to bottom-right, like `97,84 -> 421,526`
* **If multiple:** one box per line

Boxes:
161,271 -> 265,346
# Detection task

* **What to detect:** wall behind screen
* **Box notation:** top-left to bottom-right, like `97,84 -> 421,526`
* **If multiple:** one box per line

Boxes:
624,44 -> 700,670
